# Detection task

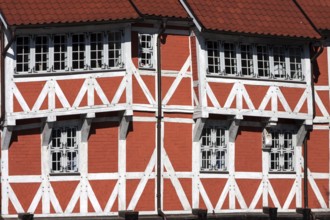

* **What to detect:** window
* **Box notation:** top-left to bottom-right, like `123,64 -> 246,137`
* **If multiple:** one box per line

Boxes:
15,30 -> 124,74
268,130 -> 295,172
139,33 -> 154,69
224,43 -> 237,75
35,36 -> 49,72
241,44 -> 253,76
54,35 -> 68,71
90,33 -> 104,69
108,31 -> 122,68
207,41 -> 220,74
289,47 -> 303,80
257,45 -> 270,77
72,34 -> 86,70
50,126 -> 79,174
273,46 -> 286,79
200,126 -> 227,171
206,41 -> 304,81
16,36 -> 30,72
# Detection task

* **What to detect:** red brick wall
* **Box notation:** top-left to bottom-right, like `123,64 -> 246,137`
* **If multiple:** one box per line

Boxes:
9,128 -> 41,175
164,122 -> 192,171
308,130 -> 329,173
161,35 -> 189,71
314,47 -> 328,86
235,127 -> 262,172
88,122 -> 119,173
126,121 -> 155,172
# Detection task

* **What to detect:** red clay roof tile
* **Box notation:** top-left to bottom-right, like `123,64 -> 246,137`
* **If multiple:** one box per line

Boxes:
131,0 -> 189,19
0,0 -> 140,26
184,0 -> 320,39
297,0 -> 330,31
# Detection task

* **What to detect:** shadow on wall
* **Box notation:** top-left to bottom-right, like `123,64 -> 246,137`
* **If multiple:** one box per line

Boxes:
311,45 -> 322,83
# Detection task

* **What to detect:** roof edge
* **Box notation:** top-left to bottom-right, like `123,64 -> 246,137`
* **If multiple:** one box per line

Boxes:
9,18 -> 143,30
0,10 -> 9,30
203,28 -> 321,41
179,0 -> 204,32
292,0 -> 322,39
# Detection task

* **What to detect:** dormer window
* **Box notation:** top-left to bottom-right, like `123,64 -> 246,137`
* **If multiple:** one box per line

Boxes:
206,41 -> 304,81
15,30 -> 124,74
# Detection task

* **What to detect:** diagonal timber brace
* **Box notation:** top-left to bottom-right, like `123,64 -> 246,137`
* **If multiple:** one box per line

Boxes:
193,118 -> 206,142
1,126 -> 13,150
81,118 -> 93,143
296,124 -> 312,147
119,115 -> 132,140
229,119 -> 240,142
42,122 -> 54,146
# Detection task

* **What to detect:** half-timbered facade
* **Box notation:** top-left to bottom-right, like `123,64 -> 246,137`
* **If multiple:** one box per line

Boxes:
0,0 -> 330,219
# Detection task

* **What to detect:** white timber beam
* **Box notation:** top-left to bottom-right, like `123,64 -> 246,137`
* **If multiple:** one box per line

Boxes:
193,118 -> 206,142
228,119 -> 240,143
41,122 -> 53,147
79,117 -> 92,213
227,119 -> 240,209
119,115 -> 132,141
1,126 -> 12,214
296,124 -> 311,147
118,115 -> 131,210
1,126 -> 13,150
80,117 -> 92,143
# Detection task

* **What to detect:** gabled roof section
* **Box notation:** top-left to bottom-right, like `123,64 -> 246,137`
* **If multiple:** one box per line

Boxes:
182,0 -> 321,39
0,0 -> 140,26
296,0 -> 330,32
130,0 -> 190,20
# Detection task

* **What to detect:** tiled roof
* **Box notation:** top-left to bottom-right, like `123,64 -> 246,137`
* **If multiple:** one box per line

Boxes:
0,0 -> 140,26
183,0 -> 320,39
297,0 -> 330,31
131,0 -> 190,19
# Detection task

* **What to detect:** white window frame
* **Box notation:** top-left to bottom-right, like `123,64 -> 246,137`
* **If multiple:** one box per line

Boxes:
49,125 -> 80,174
138,33 -> 155,69
15,36 -> 30,73
34,35 -> 50,72
108,31 -> 124,69
14,30 -> 125,74
265,129 -> 296,172
53,34 -> 68,71
205,41 -> 305,81
200,125 -> 228,172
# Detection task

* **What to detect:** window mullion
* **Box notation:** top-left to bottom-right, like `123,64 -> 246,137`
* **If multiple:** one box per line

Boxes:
103,32 -> 109,69
252,44 -> 258,77
269,46 -> 274,79
301,46 -> 307,81
49,35 -> 54,72
85,33 -> 90,70
285,47 -> 290,79
219,42 -> 225,74
236,43 -> 242,76
30,35 -> 36,73
67,33 -> 73,71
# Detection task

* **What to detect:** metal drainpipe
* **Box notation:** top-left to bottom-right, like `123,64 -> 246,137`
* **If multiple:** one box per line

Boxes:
156,19 -> 166,218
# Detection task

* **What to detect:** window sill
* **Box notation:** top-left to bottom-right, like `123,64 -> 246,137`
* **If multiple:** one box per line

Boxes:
200,171 -> 229,174
138,67 -> 156,71
269,171 -> 296,174
14,68 -> 126,78
206,74 -> 306,84
49,172 -> 81,176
